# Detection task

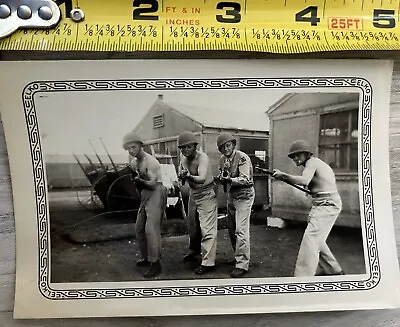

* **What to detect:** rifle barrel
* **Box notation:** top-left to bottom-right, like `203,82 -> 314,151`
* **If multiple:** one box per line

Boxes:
255,167 -> 274,175
255,166 -> 311,195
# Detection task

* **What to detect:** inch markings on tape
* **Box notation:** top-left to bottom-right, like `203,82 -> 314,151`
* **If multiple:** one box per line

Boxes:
1,0 -> 400,52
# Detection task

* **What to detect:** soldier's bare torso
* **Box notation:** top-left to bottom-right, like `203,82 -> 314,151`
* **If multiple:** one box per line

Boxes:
181,151 -> 214,190
306,157 -> 338,194
131,152 -> 162,183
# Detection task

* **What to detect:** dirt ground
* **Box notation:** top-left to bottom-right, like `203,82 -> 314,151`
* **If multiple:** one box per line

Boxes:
49,189 -> 366,283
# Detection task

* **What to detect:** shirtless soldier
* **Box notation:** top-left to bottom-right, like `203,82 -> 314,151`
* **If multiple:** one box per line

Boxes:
272,140 -> 345,277
122,131 -> 168,278
178,131 -> 218,275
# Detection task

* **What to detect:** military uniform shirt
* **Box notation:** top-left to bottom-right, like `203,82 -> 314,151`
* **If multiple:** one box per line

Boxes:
219,150 -> 254,187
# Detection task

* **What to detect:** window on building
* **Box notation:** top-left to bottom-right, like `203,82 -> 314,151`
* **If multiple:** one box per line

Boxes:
164,140 -> 179,166
147,143 -> 159,154
143,145 -> 151,154
153,114 -> 164,128
318,108 -> 358,172
239,137 -> 269,171
159,142 -> 166,154
143,140 -> 179,166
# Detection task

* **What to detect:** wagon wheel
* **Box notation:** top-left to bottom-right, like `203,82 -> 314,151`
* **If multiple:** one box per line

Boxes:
76,188 -> 103,211
91,174 -> 112,209
106,174 -> 141,213
89,185 -> 104,210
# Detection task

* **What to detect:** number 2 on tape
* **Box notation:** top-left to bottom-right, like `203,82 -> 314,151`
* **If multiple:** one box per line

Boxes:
132,0 -> 159,21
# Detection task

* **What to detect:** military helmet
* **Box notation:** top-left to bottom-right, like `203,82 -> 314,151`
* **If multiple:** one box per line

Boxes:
178,131 -> 198,147
217,132 -> 236,150
288,140 -> 313,158
122,131 -> 143,150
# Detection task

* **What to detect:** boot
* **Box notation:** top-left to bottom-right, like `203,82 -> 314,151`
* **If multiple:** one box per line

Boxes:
143,261 -> 162,278
194,265 -> 215,275
136,259 -> 150,267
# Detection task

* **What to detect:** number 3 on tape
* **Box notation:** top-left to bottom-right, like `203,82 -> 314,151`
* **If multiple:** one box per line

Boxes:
1,0 -> 400,53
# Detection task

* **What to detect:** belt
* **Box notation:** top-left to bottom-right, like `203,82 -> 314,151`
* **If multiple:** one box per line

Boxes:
311,191 -> 339,198
230,184 -> 254,191
191,181 -> 215,193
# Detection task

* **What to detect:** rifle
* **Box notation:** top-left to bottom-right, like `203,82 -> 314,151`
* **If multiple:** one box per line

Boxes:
177,187 -> 187,220
221,166 -> 229,193
178,163 -> 188,185
125,164 -> 137,177
255,166 -> 311,195
171,169 -> 188,220
125,163 -> 145,194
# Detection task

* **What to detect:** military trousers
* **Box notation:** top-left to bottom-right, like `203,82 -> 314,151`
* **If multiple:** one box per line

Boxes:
227,186 -> 255,271
135,183 -> 168,263
187,183 -> 218,267
294,193 -> 343,277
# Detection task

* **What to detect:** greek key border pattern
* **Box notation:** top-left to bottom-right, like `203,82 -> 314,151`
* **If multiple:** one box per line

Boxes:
21,77 -> 378,300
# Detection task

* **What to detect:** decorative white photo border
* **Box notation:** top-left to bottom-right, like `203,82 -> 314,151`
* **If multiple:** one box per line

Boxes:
23,77 -> 376,300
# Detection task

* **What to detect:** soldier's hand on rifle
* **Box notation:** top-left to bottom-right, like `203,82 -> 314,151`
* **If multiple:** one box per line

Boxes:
179,168 -> 190,180
133,175 -> 145,187
178,168 -> 189,185
272,169 -> 284,180
220,171 -> 231,184
126,163 -> 138,179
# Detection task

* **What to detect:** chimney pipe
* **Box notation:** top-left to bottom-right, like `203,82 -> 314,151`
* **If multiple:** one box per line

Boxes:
158,94 -> 163,100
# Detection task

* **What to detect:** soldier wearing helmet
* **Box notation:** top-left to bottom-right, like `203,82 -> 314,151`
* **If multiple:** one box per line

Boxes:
217,132 -> 255,278
272,139 -> 344,277
178,131 -> 218,275
122,131 -> 168,278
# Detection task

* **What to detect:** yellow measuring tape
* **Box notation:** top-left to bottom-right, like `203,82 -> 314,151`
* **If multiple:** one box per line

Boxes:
1,0 -> 400,53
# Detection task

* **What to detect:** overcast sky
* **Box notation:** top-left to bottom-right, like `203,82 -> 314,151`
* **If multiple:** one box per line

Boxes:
35,88 -> 287,158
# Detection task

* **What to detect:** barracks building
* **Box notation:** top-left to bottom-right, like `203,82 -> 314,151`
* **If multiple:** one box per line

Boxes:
132,94 -> 270,209
266,92 -> 360,228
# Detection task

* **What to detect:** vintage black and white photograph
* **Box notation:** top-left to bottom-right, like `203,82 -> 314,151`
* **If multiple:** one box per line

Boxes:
40,89 -> 365,283
1,59 -> 399,318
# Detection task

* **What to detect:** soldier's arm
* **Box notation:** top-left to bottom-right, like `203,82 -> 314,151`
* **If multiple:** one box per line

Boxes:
187,154 -> 208,184
129,158 -> 138,170
231,155 -> 252,186
134,158 -> 160,190
127,158 -> 138,177
279,160 -> 317,187
178,156 -> 189,184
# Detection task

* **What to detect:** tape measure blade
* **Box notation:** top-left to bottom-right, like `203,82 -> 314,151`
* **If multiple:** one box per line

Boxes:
1,0 -> 400,52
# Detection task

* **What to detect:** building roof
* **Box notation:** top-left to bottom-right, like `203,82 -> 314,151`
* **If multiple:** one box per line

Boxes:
266,92 -> 359,116
265,93 -> 295,115
163,100 -> 270,132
